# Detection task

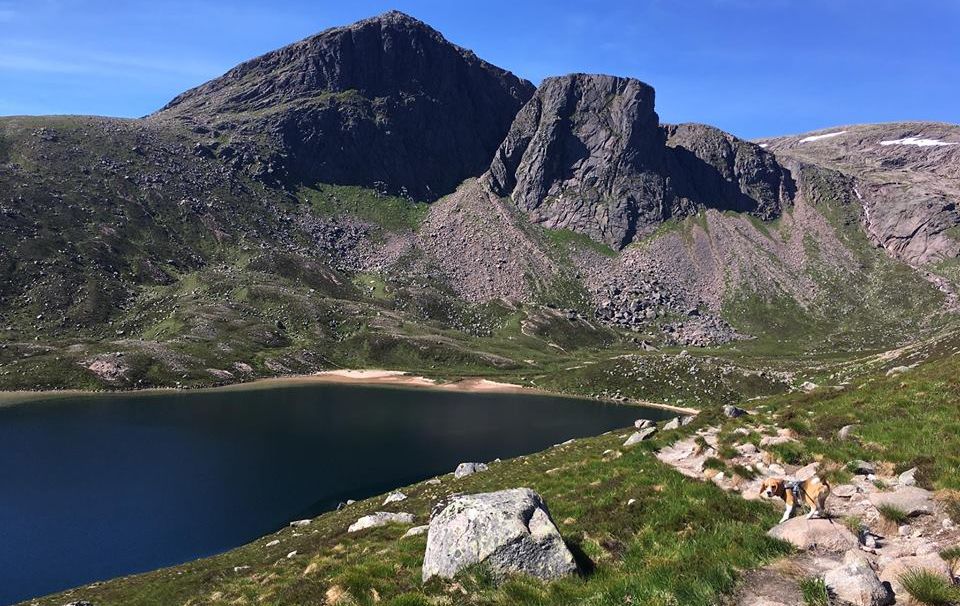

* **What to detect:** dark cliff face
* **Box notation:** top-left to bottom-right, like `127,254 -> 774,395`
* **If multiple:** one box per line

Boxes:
156,11 -> 535,200
664,123 -> 793,221
487,74 -> 669,248
486,74 -> 794,248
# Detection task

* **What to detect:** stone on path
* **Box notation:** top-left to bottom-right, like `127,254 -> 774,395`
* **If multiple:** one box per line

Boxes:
454,462 -> 489,479
422,488 -> 577,582
766,517 -> 859,552
868,486 -> 935,517
824,550 -> 894,606
832,484 -> 859,499
897,467 -> 917,487
347,511 -> 415,533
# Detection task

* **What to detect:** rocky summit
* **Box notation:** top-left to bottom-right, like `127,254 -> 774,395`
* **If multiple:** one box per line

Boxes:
154,10 -> 534,199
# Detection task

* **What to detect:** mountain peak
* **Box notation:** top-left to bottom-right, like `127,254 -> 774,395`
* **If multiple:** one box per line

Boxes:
153,11 -> 534,199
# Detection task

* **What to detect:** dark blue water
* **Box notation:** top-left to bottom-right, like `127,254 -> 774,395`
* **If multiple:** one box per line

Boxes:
0,383 -> 667,605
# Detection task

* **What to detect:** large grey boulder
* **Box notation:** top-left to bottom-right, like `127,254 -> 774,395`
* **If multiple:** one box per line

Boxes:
868,487 -> 935,516
422,488 -> 577,582
824,550 -> 894,606
767,518 -> 859,552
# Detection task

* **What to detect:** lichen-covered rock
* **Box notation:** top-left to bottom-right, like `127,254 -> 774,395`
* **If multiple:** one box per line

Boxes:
454,462 -> 489,479
824,550 -> 894,606
421,488 -> 577,581
623,427 -> 656,446
347,511 -> 415,533
868,487 -> 935,516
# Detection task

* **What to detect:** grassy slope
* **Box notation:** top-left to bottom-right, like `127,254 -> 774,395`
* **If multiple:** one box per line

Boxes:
34,418 -> 789,606
32,338 -> 960,606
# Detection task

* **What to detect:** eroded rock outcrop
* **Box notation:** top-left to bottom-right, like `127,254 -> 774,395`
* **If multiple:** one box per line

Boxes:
485,73 -> 794,249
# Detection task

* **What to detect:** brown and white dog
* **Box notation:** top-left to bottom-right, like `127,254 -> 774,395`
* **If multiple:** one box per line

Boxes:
759,476 -> 830,523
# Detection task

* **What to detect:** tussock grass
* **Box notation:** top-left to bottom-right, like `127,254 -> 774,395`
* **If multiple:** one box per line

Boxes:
898,569 -> 960,606
799,576 -> 830,606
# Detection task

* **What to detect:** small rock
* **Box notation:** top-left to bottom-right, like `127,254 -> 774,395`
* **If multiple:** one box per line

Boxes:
401,525 -> 429,539
634,418 -> 655,429
289,519 -> 311,527
454,462 -> 489,479
383,491 -> 407,505
348,511 -> 415,533
623,427 -> 657,446
723,405 -> 747,418
286,550 -> 298,558
233,566 -> 250,573
663,417 -> 681,430
897,467 -> 917,487
800,381 -> 818,392
832,484 -> 859,498
851,460 -> 876,475
265,539 -> 280,547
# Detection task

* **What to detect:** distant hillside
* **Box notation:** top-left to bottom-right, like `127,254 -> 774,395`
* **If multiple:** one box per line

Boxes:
0,11 -> 958,393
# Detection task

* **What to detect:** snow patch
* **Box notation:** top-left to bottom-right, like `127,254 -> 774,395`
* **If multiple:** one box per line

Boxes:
799,131 -> 847,143
879,136 -> 958,147
759,143 -> 769,148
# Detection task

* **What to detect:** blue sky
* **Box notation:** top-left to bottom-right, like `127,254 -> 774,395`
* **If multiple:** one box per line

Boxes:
1,0 -> 957,138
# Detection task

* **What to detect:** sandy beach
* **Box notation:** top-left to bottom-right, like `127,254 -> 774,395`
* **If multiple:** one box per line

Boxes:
0,369 -> 699,414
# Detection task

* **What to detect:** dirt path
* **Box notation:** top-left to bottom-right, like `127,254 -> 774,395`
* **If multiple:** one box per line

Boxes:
656,423 -> 959,605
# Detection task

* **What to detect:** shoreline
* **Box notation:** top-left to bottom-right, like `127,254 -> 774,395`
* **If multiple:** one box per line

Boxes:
0,369 -> 699,415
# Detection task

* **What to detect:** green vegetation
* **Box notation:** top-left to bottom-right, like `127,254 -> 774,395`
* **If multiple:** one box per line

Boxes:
799,577 -> 830,606
898,569 -> 960,606
541,228 -> 617,258
300,184 -> 429,231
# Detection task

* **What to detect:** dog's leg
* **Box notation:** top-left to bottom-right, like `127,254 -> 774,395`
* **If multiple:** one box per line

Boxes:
780,504 -> 793,523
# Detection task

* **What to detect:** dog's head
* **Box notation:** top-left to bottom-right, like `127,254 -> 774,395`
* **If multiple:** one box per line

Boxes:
759,478 -> 785,499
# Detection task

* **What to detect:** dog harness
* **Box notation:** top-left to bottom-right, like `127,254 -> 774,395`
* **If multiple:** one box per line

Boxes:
785,480 -> 802,501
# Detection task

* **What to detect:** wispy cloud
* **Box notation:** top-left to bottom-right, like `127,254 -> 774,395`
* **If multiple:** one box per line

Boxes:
0,39 -> 225,81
